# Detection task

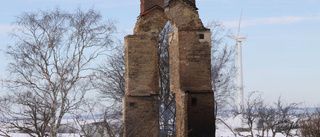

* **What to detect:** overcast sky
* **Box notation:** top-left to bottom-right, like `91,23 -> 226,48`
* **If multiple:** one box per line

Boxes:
0,0 -> 319,106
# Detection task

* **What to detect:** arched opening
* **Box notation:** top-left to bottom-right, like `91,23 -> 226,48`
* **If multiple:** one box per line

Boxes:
158,21 -> 176,136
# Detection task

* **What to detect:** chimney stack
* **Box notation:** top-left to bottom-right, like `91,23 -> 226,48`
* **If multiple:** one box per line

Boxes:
140,0 -> 164,14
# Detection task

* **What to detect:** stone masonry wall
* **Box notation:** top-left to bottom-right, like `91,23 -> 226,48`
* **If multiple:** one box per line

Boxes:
168,30 -> 180,94
140,0 -> 164,14
125,34 -> 159,95
123,96 -> 159,137
165,0 -> 204,30
123,34 -> 160,137
178,30 -> 212,91
187,92 -> 215,136
169,28 -> 215,137
123,3 -> 167,137
166,0 -> 215,136
124,0 -> 215,136
174,90 -> 188,137
134,8 -> 167,34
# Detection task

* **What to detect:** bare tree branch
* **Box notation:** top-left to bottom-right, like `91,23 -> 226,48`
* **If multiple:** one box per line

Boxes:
0,7 -> 116,137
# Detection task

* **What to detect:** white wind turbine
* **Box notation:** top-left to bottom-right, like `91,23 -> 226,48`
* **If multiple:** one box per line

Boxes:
227,10 -> 247,127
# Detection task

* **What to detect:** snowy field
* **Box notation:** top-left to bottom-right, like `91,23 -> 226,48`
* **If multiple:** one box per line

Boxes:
216,116 -> 299,137
2,115 -> 302,137
1,118 -> 120,137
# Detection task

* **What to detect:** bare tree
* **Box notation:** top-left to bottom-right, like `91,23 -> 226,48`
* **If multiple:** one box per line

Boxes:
256,102 -> 275,137
245,92 -> 263,137
237,92 -> 302,137
158,22 -> 176,136
0,7 -> 116,137
235,91 -> 263,137
207,21 -> 237,110
207,21 -> 237,136
92,41 -> 125,103
254,96 -> 302,137
299,107 -> 320,136
89,41 -> 125,136
269,97 -> 301,137
72,99 -> 123,137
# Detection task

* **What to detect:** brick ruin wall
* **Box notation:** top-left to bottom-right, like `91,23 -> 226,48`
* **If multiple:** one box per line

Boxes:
169,29 -> 214,136
123,0 -> 215,136
140,0 -> 164,14
123,1 -> 167,136
123,96 -> 159,136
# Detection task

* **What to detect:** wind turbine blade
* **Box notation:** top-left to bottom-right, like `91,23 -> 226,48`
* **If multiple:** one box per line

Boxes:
236,9 -> 243,39
227,35 -> 236,40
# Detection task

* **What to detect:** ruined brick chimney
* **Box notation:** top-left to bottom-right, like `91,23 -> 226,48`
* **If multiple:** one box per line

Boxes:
165,0 -> 196,9
124,0 -> 214,136
123,1 -> 168,137
140,0 -> 164,15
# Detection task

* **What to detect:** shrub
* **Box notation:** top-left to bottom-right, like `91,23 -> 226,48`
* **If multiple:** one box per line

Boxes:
299,108 -> 320,137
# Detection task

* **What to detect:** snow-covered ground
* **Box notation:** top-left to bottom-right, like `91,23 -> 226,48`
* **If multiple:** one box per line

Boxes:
216,115 -> 299,137
2,118 -> 120,137
3,116 -> 301,137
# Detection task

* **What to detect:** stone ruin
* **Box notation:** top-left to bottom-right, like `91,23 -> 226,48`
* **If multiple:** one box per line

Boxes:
123,0 -> 215,136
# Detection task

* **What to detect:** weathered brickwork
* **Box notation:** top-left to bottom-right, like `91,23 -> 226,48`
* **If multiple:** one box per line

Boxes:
123,96 -> 159,137
140,0 -> 164,15
134,7 -> 167,34
168,30 -> 180,93
187,92 -> 215,136
166,1 -> 215,136
125,34 -> 159,95
174,90 -> 188,136
171,29 -> 214,136
124,0 -> 215,136
165,0 -> 204,30
178,30 -> 212,91
123,1 -> 167,136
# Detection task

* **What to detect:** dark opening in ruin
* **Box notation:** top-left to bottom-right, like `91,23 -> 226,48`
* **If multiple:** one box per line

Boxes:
129,102 -> 136,107
199,34 -> 204,39
191,98 -> 197,106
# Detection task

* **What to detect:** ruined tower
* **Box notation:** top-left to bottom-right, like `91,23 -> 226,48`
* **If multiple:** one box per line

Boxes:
123,0 -> 215,136
165,0 -> 215,136
123,0 -> 167,136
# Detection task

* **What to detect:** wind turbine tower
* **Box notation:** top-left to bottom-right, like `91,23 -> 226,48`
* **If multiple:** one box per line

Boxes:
228,10 -> 247,126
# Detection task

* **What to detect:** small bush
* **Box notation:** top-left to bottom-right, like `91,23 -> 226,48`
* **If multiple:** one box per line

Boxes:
299,108 -> 320,137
